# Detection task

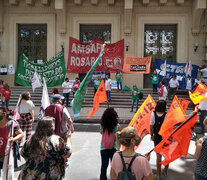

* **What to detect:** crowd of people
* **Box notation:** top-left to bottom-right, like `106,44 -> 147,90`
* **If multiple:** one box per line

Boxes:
0,64 -> 207,180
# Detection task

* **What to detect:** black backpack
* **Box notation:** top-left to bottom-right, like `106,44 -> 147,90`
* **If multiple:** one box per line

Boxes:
117,152 -> 140,180
138,91 -> 143,100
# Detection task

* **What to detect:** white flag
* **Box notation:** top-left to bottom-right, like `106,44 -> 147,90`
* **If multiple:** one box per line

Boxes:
184,63 -> 188,76
38,77 -> 50,120
32,71 -> 42,92
187,60 -> 192,77
161,60 -> 167,77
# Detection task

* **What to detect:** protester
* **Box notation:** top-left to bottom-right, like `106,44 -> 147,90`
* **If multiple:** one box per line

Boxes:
49,88 -> 59,103
0,107 -> 24,169
94,75 -> 102,95
151,70 -> 159,93
100,108 -> 121,180
116,69 -> 122,90
62,77 -> 71,107
1,83 -> 12,107
72,77 -> 80,97
105,75 -> 112,102
18,116 -> 72,180
198,99 -> 207,136
110,127 -> 154,180
45,94 -> 74,140
18,92 -> 35,145
150,100 -> 168,179
194,117 -> 207,180
198,65 -> 207,85
168,75 -> 179,100
130,84 -> 140,112
158,81 -> 168,100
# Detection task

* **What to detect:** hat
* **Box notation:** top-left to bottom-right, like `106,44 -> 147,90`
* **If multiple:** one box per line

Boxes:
53,94 -> 64,100
133,84 -> 137,87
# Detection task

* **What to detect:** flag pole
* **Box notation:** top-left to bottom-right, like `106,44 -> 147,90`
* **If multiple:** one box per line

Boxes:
146,111 -> 198,155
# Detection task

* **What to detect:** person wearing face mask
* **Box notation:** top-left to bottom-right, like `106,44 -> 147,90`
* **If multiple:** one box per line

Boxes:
0,107 -> 24,170
18,116 -> 72,180
18,91 -> 35,146
72,77 -> 80,97
110,127 -> 154,180
150,100 -> 168,179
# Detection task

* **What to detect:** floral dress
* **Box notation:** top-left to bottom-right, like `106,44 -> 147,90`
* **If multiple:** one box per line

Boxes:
18,135 -> 70,180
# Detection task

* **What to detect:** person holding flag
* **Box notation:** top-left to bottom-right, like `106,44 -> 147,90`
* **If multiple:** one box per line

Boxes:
150,100 -> 168,179
0,107 -> 24,170
194,117 -> 207,180
94,75 -> 102,95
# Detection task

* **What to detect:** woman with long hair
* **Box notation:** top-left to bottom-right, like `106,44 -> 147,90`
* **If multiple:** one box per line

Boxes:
110,127 -> 154,180
18,91 -> 35,145
18,116 -> 72,180
100,108 -> 121,180
150,100 -> 168,179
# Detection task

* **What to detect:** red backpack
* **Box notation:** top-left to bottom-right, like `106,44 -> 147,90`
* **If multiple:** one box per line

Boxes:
102,128 -> 115,149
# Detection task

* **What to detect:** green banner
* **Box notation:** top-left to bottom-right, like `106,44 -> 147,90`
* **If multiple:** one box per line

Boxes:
15,51 -> 65,87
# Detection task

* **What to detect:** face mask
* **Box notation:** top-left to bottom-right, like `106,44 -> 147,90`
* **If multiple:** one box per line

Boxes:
0,116 -> 3,121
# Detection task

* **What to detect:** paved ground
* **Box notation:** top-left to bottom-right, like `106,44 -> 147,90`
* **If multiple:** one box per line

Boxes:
12,126 -> 196,180
3,106 -> 198,179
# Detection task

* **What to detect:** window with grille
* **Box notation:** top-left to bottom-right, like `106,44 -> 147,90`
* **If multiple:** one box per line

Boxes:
18,24 -> 47,63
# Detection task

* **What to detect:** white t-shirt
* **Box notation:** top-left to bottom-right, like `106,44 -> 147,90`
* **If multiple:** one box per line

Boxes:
105,79 -> 111,91
169,78 -> 179,88
19,100 -> 35,114
62,81 -> 71,93
201,68 -> 207,78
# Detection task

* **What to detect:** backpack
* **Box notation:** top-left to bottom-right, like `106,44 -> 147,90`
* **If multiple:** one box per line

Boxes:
117,152 -> 140,180
138,91 -> 143,100
101,128 -> 115,149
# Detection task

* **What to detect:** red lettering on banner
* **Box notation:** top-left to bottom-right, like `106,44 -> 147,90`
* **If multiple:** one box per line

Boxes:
67,37 -> 124,73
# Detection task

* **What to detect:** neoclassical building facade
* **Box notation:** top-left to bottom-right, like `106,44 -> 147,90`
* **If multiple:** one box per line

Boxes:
0,0 -> 206,88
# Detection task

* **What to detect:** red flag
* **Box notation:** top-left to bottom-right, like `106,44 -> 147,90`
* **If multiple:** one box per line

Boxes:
154,112 -> 197,166
179,98 -> 189,113
159,96 -> 187,137
128,95 -> 156,143
88,80 -> 107,117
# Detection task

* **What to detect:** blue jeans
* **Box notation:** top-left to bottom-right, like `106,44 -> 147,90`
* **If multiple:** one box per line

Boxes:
100,148 -> 116,180
131,99 -> 139,111
117,82 -> 122,90
106,90 -> 111,102
152,84 -> 158,93
200,110 -> 207,135
2,100 -> 9,107
62,93 -> 70,107
195,173 -> 207,180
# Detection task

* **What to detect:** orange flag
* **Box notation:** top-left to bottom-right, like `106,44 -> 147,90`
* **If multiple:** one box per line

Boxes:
129,95 -> 156,141
189,82 -> 207,105
159,96 -> 187,137
154,112 -> 197,166
88,80 -> 107,118
179,98 -> 189,113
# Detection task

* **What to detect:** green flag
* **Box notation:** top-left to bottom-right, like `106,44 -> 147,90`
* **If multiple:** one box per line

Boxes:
72,46 -> 105,119
15,51 -> 65,87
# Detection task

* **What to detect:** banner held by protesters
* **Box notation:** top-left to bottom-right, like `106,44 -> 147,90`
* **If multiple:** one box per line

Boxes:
88,80 -> 107,118
71,45 -> 105,120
